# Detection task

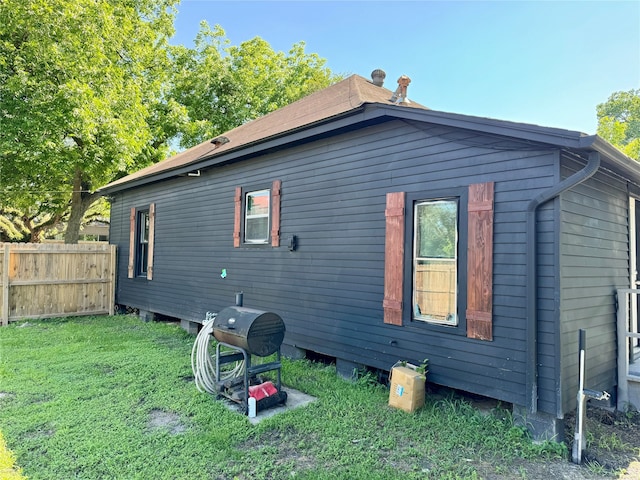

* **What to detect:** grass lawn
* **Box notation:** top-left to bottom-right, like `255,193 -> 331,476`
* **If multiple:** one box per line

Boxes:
0,315 -> 566,479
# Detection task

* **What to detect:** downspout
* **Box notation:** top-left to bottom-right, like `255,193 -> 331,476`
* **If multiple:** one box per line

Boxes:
526,151 -> 601,413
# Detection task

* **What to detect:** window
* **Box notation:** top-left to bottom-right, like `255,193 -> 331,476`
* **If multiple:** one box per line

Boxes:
137,209 -> 150,275
383,182 -> 494,340
234,180 -> 281,248
244,190 -> 270,244
128,203 -> 155,280
413,199 -> 458,325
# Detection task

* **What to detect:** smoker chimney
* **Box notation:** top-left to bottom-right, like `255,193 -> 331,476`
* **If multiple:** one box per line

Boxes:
390,75 -> 411,104
371,69 -> 386,87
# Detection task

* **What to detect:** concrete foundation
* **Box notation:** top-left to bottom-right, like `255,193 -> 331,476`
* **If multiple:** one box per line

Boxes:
625,380 -> 640,412
280,344 -> 306,360
336,358 -> 364,382
139,310 -> 155,322
180,318 -> 200,335
513,404 -> 565,442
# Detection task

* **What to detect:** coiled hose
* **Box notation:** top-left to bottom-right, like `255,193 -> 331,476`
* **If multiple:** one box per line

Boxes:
191,312 -> 245,394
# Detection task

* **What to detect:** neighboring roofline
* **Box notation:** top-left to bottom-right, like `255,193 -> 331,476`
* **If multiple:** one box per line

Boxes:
99,102 -> 638,194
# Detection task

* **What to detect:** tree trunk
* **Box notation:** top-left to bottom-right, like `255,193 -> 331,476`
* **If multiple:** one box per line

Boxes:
64,170 -> 99,244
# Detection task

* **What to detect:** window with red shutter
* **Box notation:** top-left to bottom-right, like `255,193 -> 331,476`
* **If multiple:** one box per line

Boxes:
128,203 -> 156,280
147,203 -> 155,280
128,207 -> 135,278
466,182 -> 494,340
383,183 -> 494,339
271,180 -> 281,247
383,192 -> 405,325
234,181 -> 281,248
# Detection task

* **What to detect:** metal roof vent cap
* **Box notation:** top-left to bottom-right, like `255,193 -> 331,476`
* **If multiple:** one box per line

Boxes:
390,75 -> 411,104
371,69 -> 386,87
211,136 -> 230,148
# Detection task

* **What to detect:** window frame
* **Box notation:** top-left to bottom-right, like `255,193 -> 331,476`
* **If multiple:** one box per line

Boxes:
234,181 -> 280,248
128,203 -> 155,280
136,208 -> 150,277
403,188 -> 469,334
412,198 -> 459,326
243,188 -> 271,245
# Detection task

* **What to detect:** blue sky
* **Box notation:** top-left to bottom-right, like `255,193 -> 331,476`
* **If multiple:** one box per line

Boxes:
171,0 -> 640,134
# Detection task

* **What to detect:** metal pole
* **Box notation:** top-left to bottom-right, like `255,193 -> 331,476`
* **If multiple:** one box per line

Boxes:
572,329 -> 587,464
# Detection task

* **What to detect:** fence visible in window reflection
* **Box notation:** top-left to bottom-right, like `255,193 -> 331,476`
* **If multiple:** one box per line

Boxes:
413,199 -> 458,325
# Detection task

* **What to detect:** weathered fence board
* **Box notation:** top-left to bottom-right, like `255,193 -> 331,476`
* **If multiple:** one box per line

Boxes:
0,243 -> 116,325
414,261 -> 456,321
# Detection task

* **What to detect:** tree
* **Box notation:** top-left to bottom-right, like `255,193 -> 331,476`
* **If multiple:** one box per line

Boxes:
597,89 -> 640,161
0,0 -> 182,243
169,22 -> 340,149
0,5 -> 338,243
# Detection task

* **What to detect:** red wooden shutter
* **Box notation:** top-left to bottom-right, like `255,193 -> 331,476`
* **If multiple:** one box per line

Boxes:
466,182 -> 494,340
271,180 -> 281,247
383,192 -> 405,325
147,203 -> 156,280
128,207 -> 135,278
233,187 -> 242,247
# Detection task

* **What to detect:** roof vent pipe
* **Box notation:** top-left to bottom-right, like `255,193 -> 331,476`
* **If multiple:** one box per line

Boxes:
371,69 -> 386,87
390,75 -> 411,104
211,136 -> 230,148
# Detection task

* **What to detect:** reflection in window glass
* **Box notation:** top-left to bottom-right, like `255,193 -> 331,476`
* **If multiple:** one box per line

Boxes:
245,190 -> 270,243
413,199 -> 458,325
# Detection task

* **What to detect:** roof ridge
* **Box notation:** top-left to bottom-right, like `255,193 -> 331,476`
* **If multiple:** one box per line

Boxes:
100,74 -> 428,191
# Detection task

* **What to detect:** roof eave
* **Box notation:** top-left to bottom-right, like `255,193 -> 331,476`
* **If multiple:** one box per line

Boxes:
100,103 -> 640,194
100,104 -> 390,194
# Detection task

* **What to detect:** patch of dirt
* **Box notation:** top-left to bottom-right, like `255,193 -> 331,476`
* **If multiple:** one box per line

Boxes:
236,401 -> 640,479
146,409 -> 187,435
234,427 -> 322,475
479,406 -> 640,479
563,407 -> 640,479
20,426 -> 55,442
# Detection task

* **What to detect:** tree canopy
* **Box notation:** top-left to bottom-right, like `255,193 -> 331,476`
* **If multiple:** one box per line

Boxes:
0,0 -> 181,242
597,88 -> 640,161
0,2 -> 338,242
169,21 -> 338,149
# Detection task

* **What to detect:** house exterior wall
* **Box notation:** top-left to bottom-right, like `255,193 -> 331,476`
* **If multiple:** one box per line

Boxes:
109,119 -> 563,413
559,155 -> 630,413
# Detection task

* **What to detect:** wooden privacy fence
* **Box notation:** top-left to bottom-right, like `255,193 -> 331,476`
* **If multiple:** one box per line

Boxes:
414,261 -> 456,321
1,243 -> 116,326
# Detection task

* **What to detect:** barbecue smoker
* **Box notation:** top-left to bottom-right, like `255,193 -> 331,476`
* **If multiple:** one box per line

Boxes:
211,297 -> 287,415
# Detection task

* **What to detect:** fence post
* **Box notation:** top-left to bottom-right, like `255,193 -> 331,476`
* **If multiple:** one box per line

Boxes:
2,244 -> 10,326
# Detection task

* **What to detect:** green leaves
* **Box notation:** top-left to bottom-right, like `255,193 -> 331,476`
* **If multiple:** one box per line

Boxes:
0,2 -> 337,242
597,89 -> 640,161
0,0 -> 179,242
169,22 -> 340,149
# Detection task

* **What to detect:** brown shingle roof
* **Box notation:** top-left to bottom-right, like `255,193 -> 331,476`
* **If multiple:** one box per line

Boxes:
101,74 -> 428,190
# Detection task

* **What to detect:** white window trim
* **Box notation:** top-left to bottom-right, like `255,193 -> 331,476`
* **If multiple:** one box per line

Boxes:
412,198 -> 459,326
244,189 -> 270,244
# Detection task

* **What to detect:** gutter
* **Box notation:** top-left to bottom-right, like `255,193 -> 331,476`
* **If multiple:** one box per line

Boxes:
525,150 -> 601,413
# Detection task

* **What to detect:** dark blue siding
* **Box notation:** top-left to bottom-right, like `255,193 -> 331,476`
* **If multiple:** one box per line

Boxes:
109,119 -> 561,411
559,156 -> 629,413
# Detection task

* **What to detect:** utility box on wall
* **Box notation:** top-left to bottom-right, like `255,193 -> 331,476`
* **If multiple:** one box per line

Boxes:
388,365 -> 426,413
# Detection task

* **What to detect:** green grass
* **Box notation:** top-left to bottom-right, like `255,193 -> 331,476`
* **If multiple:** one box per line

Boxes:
0,316 -> 566,479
